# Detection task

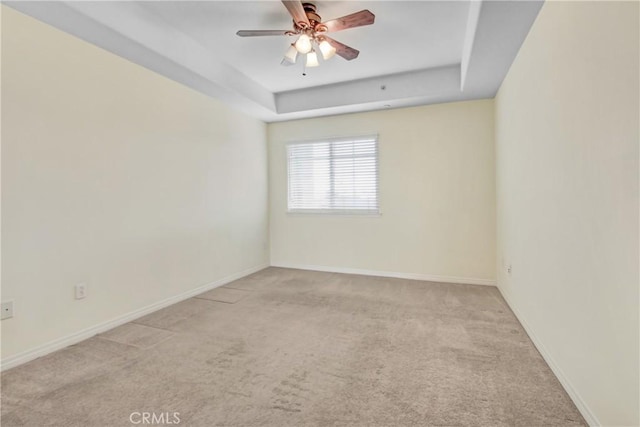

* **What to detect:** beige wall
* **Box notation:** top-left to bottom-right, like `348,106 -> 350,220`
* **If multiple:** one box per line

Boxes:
495,2 -> 639,426
1,7 -> 269,362
268,100 -> 496,283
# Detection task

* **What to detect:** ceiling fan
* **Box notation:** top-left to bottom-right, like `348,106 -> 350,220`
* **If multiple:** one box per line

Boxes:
236,1 -> 375,69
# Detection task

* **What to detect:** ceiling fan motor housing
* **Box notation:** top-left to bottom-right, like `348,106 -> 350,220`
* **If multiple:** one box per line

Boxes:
299,3 -> 326,32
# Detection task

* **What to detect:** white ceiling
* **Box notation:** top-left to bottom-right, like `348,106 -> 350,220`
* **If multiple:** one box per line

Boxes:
6,0 -> 543,122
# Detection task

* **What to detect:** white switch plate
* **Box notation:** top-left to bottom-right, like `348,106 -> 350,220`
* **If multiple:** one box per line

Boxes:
75,283 -> 87,300
1,300 -> 14,320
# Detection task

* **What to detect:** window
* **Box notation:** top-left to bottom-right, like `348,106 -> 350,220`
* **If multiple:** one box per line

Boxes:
287,135 -> 379,214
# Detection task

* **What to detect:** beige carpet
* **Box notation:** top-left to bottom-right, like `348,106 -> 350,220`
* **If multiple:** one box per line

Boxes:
1,267 -> 585,426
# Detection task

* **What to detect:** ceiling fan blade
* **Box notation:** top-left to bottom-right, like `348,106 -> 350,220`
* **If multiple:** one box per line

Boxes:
323,10 -> 375,33
281,0 -> 310,27
236,30 -> 291,37
322,36 -> 359,60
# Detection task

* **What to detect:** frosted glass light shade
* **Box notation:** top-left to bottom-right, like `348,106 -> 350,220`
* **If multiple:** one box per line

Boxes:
295,34 -> 312,54
306,50 -> 319,67
283,44 -> 298,64
319,40 -> 336,60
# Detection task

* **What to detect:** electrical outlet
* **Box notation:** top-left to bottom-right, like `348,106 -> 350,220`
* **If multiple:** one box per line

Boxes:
507,264 -> 512,275
75,283 -> 87,300
1,300 -> 14,320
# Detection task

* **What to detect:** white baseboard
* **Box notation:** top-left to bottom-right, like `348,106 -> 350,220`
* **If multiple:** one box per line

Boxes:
497,285 -> 600,427
0,263 -> 269,372
271,262 -> 496,286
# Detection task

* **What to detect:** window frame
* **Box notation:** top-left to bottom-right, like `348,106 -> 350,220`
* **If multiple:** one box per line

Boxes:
286,134 -> 380,216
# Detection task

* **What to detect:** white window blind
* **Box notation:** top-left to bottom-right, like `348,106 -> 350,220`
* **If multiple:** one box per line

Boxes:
287,135 -> 379,214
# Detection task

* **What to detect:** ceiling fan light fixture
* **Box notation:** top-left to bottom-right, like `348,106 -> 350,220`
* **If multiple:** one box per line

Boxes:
306,50 -> 319,67
295,34 -> 312,54
319,40 -> 336,60
283,44 -> 298,64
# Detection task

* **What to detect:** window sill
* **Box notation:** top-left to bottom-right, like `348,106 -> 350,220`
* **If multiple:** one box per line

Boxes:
286,209 -> 382,217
